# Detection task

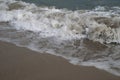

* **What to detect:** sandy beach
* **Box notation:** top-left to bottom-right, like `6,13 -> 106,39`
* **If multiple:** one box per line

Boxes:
0,41 -> 120,80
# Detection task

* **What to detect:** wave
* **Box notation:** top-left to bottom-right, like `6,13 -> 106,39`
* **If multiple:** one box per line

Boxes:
0,0 -> 120,76
1,0 -> 120,43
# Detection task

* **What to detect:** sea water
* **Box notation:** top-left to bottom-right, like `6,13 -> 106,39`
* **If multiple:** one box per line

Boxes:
0,0 -> 120,76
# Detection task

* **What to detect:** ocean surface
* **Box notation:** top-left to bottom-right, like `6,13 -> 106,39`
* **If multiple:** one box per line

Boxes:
0,0 -> 120,76
21,0 -> 120,10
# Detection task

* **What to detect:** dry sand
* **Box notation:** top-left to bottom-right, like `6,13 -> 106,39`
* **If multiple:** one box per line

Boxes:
0,41 -> 120,80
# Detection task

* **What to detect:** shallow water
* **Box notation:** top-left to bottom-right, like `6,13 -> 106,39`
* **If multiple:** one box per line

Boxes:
0,0 -> 120,76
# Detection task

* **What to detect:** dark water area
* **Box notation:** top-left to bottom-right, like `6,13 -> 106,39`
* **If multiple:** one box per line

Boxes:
21,0 -> 120,10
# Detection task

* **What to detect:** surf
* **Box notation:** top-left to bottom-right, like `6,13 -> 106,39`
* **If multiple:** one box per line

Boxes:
0,0 -> 120,76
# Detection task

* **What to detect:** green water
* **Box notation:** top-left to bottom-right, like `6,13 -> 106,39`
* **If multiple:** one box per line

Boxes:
21,0 -> 120,10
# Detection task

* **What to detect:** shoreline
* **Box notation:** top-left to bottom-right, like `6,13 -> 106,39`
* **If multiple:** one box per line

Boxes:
0,41 -> 120,80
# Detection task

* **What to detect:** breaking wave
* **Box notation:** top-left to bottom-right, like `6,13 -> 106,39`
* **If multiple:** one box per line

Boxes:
0,0 -> 120,76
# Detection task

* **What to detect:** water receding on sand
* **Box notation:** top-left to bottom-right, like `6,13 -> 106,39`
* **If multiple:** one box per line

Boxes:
0,0 -> 120,76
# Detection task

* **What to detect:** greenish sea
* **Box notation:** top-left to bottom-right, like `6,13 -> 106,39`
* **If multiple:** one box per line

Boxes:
21,0 -> 120,10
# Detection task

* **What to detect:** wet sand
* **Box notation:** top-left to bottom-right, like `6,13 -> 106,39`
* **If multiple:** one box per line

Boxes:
0,41 -> 120,80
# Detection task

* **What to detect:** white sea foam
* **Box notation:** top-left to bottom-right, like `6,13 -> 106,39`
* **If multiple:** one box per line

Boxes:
1,0 -> 120,43
0,0 -> 120,76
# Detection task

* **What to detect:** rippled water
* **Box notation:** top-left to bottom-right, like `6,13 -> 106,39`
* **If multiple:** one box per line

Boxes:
0,0 -> 120,76
21,0 -> 120,10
